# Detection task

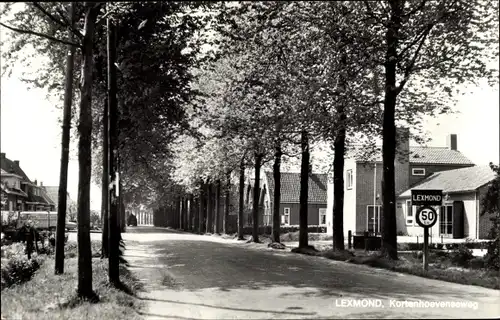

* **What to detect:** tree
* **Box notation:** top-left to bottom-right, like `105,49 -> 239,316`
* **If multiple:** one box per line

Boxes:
481,163 -> 500,270
54,1 -> 77,275
76,1 -> 100,300
106,13 -> 120,286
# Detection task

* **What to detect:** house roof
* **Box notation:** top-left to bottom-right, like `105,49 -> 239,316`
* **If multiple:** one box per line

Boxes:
0,168 -> 23,179
43,186 -> 59,205
0,156 -> 32,182
399,165 -> 496,197
40,187 -> 55,205
353,146 -> 474,165
264,171 -> 327,204
27,190 -> 49,205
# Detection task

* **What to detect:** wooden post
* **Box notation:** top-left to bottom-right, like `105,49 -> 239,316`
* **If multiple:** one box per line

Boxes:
423,227 -> 429,271
348,230 -> 352,249
364,231 -> 369,251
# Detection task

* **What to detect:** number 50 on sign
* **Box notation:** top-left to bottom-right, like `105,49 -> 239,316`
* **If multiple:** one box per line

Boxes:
416,206 -> 438,228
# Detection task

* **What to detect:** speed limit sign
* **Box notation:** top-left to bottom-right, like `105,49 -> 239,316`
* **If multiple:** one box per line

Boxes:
416,206 -> 438,228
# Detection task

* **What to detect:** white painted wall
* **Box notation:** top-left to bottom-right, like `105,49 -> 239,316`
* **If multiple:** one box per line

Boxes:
326,158 -> 357,237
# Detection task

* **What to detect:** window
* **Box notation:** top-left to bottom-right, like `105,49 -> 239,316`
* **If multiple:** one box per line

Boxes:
440,205 -> 453,236
346,170 -> 353,190
319,208 -> 327,226
366,205 -> 382,234
412,168 -> 426,176
263,201 -> 271,225
405,200 -> 415,225
282,207 -> 290,226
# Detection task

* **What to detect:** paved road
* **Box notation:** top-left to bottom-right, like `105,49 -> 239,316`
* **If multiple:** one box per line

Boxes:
121,227 -> 499,319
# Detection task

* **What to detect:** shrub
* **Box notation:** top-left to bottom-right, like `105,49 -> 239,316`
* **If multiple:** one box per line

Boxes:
407,242 -> 423,251
469,257 -> 485,270
449,243 -> 474,267
483,216 -> 500,271
242,225 -> 326,235
1,251 -> 44,290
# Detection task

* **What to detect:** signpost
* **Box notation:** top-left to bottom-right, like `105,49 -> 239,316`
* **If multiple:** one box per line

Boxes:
411,189 -> 442,271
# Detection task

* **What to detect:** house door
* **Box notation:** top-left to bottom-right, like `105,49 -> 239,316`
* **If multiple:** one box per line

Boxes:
440,205 -> 453,237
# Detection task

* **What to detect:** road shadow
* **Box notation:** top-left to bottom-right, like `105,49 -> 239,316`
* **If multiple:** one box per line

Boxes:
130,240 -> 496,302
138,296 -> 317,316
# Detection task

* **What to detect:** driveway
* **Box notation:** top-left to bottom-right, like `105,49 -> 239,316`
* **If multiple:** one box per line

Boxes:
121,227 -> 499,319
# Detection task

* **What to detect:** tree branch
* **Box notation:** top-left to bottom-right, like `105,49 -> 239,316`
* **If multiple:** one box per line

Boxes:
395,24 -> 433,95
0,22 -> 82,48
31,2 -> 83,39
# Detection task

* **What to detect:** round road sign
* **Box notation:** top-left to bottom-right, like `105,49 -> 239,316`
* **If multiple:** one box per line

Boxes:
416,206 -> 438,228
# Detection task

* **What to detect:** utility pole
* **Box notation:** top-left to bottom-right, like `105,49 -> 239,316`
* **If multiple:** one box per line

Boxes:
101,98 -> 109,258
107,14 -> 119,286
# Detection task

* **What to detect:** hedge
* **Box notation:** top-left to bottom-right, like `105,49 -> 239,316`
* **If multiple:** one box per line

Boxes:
241,225 -> 326,235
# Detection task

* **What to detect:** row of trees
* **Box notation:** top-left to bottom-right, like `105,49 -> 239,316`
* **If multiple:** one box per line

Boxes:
1,1 -> 218,299
1,0 -> 498,299
168,0 -> 498,259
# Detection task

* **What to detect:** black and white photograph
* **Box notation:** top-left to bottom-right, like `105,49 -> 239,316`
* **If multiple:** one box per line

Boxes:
0,1 -> 499,319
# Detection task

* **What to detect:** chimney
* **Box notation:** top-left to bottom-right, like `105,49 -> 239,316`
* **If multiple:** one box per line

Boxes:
14,160 -> 20,166
40,181 -> 43,187
394,127 -> 410,196
447,134 -> 457,151
1,153 -> 5,159
34,179 -> 38,186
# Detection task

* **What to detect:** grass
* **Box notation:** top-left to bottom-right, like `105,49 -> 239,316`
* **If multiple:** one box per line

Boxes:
1,244 -> 144,320
292,247 -> 500,290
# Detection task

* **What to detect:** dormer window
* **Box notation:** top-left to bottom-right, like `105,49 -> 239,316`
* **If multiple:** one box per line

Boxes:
412,168 -> 426,176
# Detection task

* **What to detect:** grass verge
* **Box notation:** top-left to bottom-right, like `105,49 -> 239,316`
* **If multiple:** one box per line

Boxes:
292,247 -> 500,290
1,257 -> 145,320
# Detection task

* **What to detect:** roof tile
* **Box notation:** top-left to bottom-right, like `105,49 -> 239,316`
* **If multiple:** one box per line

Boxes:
352,146 -> 474,165
265,172 -> 327,204
399,165 -> 496,197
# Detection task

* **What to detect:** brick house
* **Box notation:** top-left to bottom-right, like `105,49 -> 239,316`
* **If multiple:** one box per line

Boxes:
1,169 -> 28,211
326,130 -> 479,238
398,165 -> 497,239
1,152 -> 52,212
247,171 -> 328,227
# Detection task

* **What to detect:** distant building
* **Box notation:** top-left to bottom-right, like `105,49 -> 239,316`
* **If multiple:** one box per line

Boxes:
1,152 -> 53,211
398,165 -> 497,239
43,185 -> 77,218
246,171 -> 328,227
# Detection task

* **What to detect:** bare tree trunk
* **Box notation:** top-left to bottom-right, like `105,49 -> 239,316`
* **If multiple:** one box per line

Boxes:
238,160 -> 245,240
252,152 -> 263,243
272,141 -> 282,243
332,104 -> 346,251
77,2 -> 99,299
215,180 -> 221,234
55,1 -> 76,275
101,98 -> 109,258
188,194 -> 194,231
381,0 -> 402,260
174,196 -> 182,229
223,171 -> 230,234
119,169 -> 125,233
107,17 -> 120,286
198,184 -> 205,234
206,183 -> 213,233
299,130 -> 310,248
